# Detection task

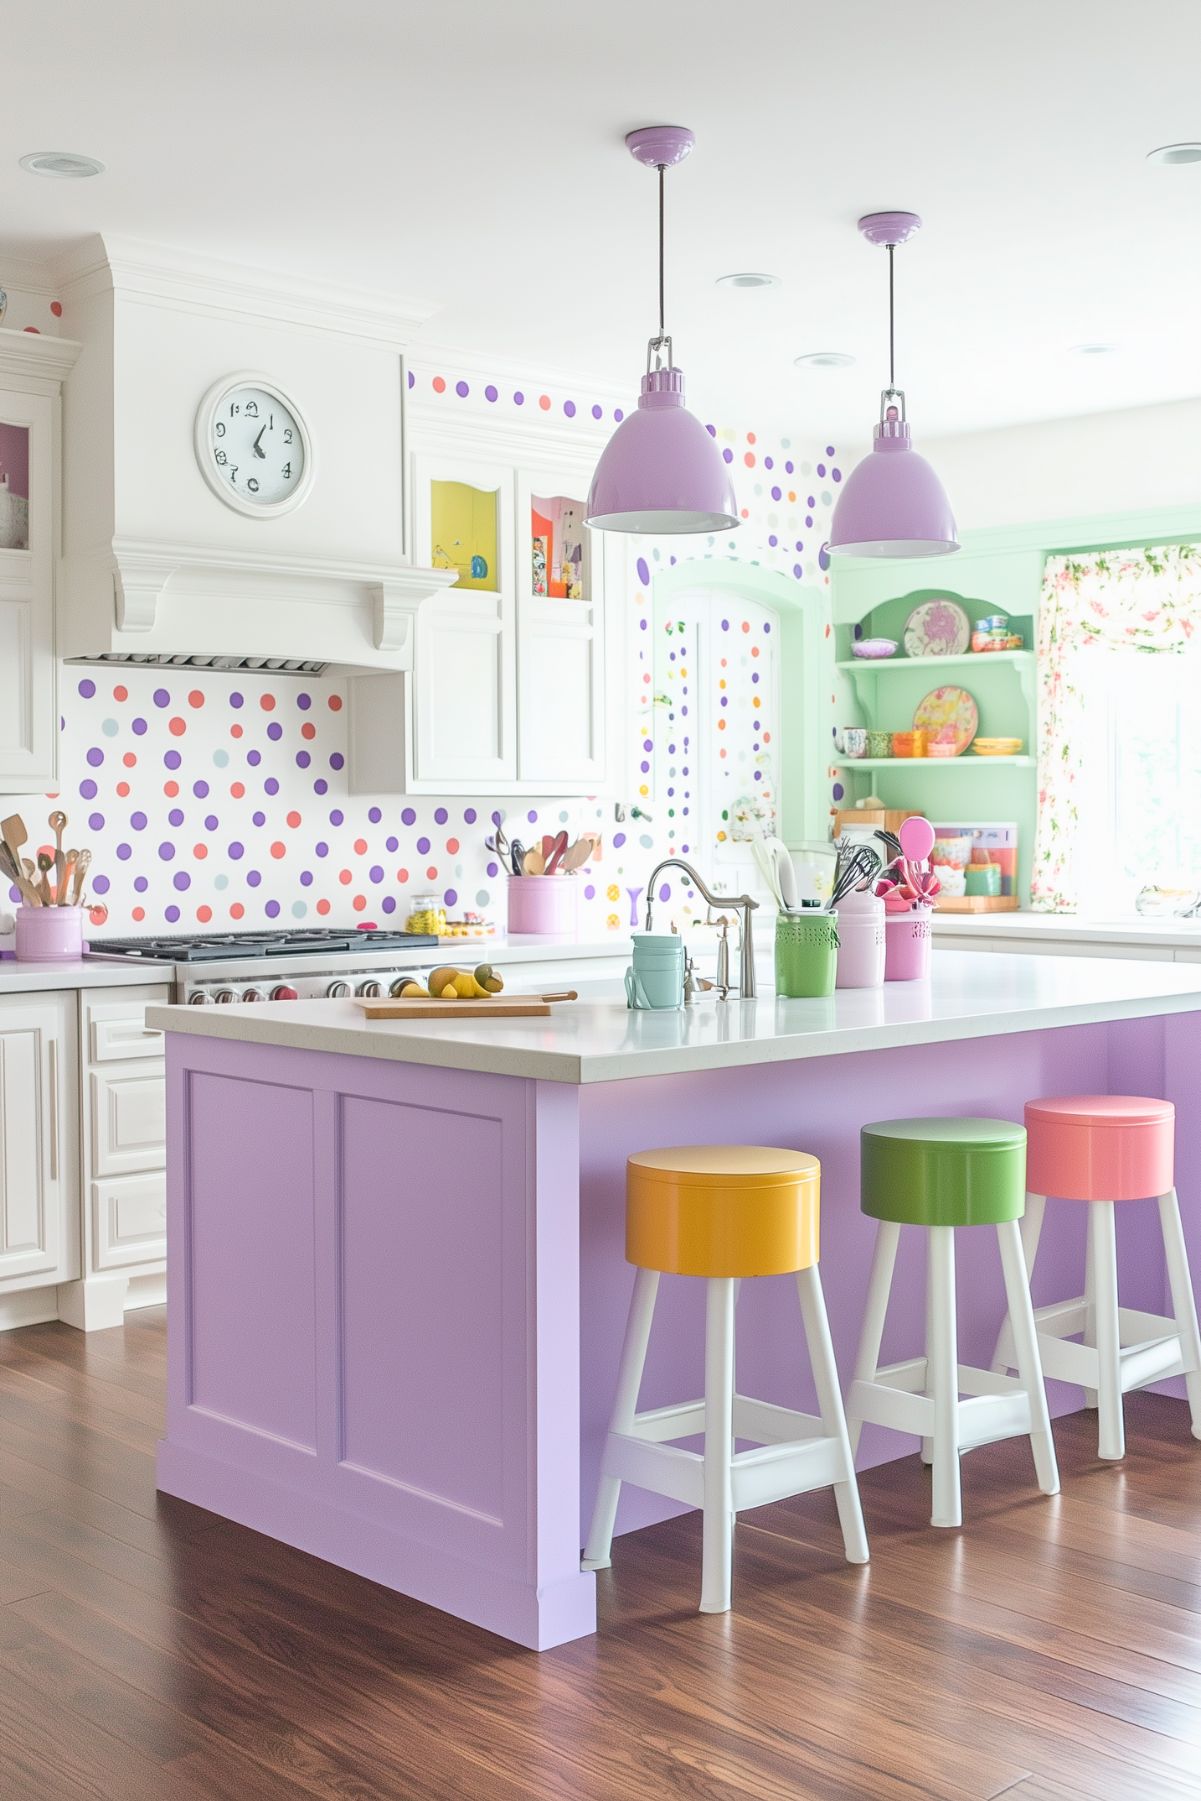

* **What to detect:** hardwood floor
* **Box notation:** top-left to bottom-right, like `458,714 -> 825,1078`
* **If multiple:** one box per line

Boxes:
2,1312 -> 1200,1801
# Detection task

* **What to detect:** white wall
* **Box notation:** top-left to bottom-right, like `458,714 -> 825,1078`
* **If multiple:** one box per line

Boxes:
925,397 -> 1201,533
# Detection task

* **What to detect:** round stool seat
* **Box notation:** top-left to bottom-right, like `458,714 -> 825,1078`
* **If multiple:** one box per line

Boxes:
861,1117 -> 1026,1226
1025,1095 -> 1174,1202
626,1145 -> 819,1277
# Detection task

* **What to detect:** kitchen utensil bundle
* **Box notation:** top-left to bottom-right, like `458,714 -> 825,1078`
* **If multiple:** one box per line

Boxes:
873,814 -> 942,926
493,826 -> 593,879
1,812 -> 91,908
828,841 -> 883,910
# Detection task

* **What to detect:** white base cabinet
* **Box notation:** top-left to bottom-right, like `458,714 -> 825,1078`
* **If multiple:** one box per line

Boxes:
0,982 -> 168,1334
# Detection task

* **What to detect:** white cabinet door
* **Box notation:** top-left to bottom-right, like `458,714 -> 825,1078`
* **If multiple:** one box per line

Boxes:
0,388 -> 57,791
516,472 -> 606,788
0,992 -> 79,1289
412,452 -> 516,786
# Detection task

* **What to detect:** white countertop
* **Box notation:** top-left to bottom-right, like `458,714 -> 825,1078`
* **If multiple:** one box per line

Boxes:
932,912 -> 1201,949
0,955 -> 173,994
148,949 -> 1201,1085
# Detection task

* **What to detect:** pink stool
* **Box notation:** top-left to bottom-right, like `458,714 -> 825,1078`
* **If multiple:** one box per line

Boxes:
992,1095 -> 1201,1461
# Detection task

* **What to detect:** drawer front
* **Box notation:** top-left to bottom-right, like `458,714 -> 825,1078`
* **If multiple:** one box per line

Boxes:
88,998 -> 167,1065
90,1062 -> 166,1177
91,1172 -> 166,1271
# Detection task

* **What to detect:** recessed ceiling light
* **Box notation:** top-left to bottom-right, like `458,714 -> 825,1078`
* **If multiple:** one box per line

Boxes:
1069,341 -> 1119,357
19,150 -> 105,179
794,351 -> 856,369
716,272 -> 780,290
1146,142 -> 1201,166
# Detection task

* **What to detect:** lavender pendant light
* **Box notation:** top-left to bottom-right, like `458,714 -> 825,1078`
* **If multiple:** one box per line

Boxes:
586,126 -> 738,534
829,212 -> 958,558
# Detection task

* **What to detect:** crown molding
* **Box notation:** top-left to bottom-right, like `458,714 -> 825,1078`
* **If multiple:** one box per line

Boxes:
0,252 -> 59,296
52,235 -> 443,348
0,324 -> 81,386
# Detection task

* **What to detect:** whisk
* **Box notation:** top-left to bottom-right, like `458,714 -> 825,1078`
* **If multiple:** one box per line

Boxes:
828,843 -> 882,909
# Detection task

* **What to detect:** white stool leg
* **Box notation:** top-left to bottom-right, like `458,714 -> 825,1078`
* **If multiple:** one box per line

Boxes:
700,1277 -> 736,1613
846,1221 -> 901,1457
582,1267 -> 659,1570
1158,1189 -> 1201,1440
921,1260 -> 935,1465
1088,1202 -> 1124,1461
796,1266 -> 869,1565
996,1218 -> 1060,1496
928,1226 -> 961,1529
991,1193 -> 1046,1375
1082,1206 -> 1100,1410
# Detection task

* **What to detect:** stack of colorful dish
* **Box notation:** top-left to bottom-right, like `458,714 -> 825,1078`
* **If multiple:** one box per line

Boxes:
971,736 -> 1023,757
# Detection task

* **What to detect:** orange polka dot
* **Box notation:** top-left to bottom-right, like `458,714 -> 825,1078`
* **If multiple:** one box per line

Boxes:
744,453 -> 755,468
169,717 -> 186,736
123,751 -> 137,768
50,300 -> 63,318
116,781 -> 130,797
538,394 -> 551,410
446,837 -> 460,854
353,838 -> 367,855
719,748 -> 727,759
751,644 -> 760,657
426,865 -> 438,881
352,894 -> 367,911
197,904 -> 212,923
717,718 -> 727,730
339,869 -> 352,885
787,491 -> 796,503
432,375 -> 446,393
260,694 -> 275,712
742,621 -> 751,633
316,897 -> 331,915
231,781 -> 245,798
270,842 -> 286,859
113,684 -> 128,702
746,432 -> 756,445
328,695 -> 343,712
397,869 -> 409,883
132,905 -> 145,922
301,722 -> 316,740
188,690 -> 205,708
720,657 -> 728,668
286,811 -> 301,828
164,780 -> 179,797
194,844 -> 208,859
763,731 -> 772,743
230,902 -> 245,920
753,696 -> 762,708
231,723 -> 244,739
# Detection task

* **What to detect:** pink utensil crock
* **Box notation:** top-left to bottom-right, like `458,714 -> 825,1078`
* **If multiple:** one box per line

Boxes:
884,904 -> 932,981
506,875 -> 579,940
834,887 -> 886,988
14,905 -> 86,963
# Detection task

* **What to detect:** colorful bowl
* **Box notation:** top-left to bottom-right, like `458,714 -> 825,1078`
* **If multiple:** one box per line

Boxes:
852,637 -> 898,660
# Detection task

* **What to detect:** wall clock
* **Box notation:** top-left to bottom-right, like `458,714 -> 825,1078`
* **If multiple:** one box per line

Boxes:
194,372 -> 315,517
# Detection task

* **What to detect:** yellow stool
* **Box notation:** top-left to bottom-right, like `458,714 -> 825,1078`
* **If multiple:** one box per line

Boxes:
582,1146 -> 868,1614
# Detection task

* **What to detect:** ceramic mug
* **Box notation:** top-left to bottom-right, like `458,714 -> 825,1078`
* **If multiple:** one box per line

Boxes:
836,727 -> 868,759
866,730 -> 893,759
626,933 -> 684,1010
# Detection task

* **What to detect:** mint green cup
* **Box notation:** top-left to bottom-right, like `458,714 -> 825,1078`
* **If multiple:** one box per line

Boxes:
774,913 -> 840,998
627,933 -> 684,1009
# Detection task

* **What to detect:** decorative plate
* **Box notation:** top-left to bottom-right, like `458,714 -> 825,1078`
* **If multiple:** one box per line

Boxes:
914,685 -> 978,753
903,598 -> 971,658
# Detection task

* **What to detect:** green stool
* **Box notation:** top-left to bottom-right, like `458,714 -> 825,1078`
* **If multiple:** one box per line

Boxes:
845,1117 -> 1059,1528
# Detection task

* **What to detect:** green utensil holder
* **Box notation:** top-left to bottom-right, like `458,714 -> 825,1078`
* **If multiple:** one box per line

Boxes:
775,912 -> 840,998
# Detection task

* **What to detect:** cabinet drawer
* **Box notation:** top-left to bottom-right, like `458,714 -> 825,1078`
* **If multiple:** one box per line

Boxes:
91,1172 -> 166,1271
89,1001 -> 165,1065
90,1062 -> 166,1177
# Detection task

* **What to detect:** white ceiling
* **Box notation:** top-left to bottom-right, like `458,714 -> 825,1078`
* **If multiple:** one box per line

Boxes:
4,0 -> 1201,442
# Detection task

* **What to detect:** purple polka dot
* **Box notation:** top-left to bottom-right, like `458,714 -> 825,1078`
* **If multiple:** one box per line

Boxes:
247,749 -> 261,767
613,831 -> 626,849
484,384 -> 498,403
401,807 -> 416,826
92,874 -> 110,896
265,899 -> 281,919
264,778 -> 279,797
300,870 -> 314,886
313,778 -> 328,796
443,888 -> 458,907
407,371 -> 415,389
817,463 -> 826,478
86,747 -> 104,767
130,811 -> 147,830
193,779 -> 209,798
315,841 -> 329,857
132,717 -> 147,735
764,456 -> 773,470
785,460 -> 794,474
513,390 -> 524,406
721,618 -> 730,632
297,692 -> 311,710
832,468 -> 842,483
368,806 -> 382,824
229,841 -> 244,859
486,861 -> 498,879
252,810 -> 266,827
165,905 -> 180,924
381,895 -> 397,914
563,400 -> 576,418
77,677 -> 96,698
768,534 -> 778,548
455,380 -> 469,397
230,692 -> 244,709
771,486 -> 781,501
826,445 -> 835,457
134,875 -> 148,893
369,865 -> 384,883
329,808 -> 344,827
205,815 -> 218,831
386,835 -> 399,852
527,809 -> 539,824
116,843 -> 132,860
168,808 -> 184,827
79,778 -> 98,800
719,697 -> 728,708
164,750 -> 181,770
819,543 -> 831,571
267,722 -> 282,741
329,752 -> 344,771
434,806 -> 448,825
832,782 -> 845,801
158,842 -> 175,861
614,408 -> 624,422
764,621 -> 772,633
247,870 -> 262,888
463,807 -> 477,824
592,404 -> 603,420
173,871 -> 190,891
584,884 -> 595,900
416,836 -> 430,854
295,750 -> 311,768
722,448 -> 734,464
793,563 -> 803,578
636,557 -> 650,586
659,883 -> 672,903
153,688 -> 170,709
639,617 -> 648,630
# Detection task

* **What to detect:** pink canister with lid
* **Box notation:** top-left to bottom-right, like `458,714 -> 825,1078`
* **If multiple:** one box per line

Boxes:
884,904 -> 933,980
834,886 -> 886,988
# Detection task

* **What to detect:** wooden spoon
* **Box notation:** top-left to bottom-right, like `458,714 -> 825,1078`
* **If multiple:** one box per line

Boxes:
544,831 -> 569,875
1,815 -> 30,892
70,849 -> 91,907
522,846 -> 545,876
560,836 -> 593,873
58,850 -> 77,906
36,850 -> 55,907
48,810 -> 67,889
0,840 -> 37,906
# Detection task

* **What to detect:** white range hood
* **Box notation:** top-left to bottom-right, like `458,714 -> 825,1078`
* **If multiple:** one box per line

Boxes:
55,236 -> 454,673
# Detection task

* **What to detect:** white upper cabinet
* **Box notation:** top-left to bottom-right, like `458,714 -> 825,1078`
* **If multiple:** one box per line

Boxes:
0,332 -> 79,792
349,430 -> 621,796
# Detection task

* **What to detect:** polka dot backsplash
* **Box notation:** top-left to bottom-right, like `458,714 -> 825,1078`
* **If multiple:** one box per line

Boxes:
1,364 -> 842,939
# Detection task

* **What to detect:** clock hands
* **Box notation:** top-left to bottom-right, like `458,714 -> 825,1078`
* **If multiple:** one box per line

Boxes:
251,425 -> 267,459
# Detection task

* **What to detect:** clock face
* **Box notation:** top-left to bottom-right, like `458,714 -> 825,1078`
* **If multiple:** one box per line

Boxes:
196,377 -> 313,515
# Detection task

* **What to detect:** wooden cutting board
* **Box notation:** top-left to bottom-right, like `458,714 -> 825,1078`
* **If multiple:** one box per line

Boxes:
357,996 -> 552,1020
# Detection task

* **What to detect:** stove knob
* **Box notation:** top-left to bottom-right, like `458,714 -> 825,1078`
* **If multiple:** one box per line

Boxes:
187,991 -> 212,1006
389,975 -> 416,997
214,988 -> 239,1005
270,983 -> 299,1001
241,987 -> 265,1004
357,979 -> 383,998
326,980 -> 352,999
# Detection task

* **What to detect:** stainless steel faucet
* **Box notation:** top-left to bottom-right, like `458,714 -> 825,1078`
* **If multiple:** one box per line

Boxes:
644,858 -> 760,999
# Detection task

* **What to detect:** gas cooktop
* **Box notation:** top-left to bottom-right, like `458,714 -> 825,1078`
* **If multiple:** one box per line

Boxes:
98,928 -> 441,963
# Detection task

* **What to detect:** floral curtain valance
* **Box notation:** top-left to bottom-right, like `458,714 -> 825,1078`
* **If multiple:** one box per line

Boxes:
1032,543 -> 1201,912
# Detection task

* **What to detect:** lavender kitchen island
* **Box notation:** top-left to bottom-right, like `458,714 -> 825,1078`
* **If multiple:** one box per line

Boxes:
151,951 -> 1201,1649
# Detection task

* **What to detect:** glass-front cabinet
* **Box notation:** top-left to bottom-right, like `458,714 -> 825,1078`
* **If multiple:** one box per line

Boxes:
0,387 -> 56,790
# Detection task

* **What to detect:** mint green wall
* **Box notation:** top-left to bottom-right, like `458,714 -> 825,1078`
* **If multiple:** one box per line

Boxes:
829,503 -> 1201,904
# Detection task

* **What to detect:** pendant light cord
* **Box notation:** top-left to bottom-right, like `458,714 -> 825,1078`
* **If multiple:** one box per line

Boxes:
658,163 -> 666,342
888,241 -> 896,390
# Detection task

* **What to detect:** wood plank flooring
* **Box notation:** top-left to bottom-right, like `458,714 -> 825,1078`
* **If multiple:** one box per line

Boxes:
2,1310 -> 1200,1800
